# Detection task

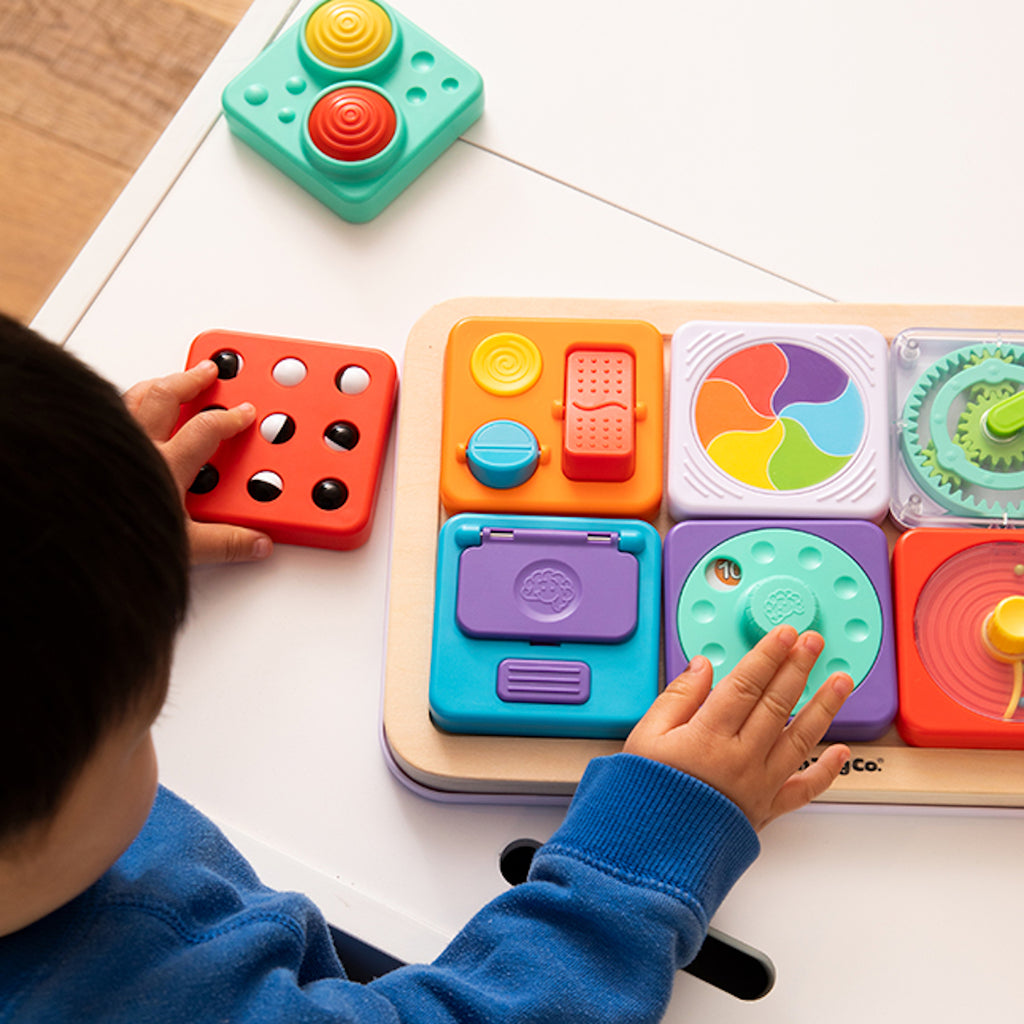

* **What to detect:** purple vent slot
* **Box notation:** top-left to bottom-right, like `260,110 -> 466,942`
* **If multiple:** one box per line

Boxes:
496,659 -> 591,705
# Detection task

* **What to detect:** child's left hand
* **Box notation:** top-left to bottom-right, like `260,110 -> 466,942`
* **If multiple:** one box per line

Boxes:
123,361 -> 273,565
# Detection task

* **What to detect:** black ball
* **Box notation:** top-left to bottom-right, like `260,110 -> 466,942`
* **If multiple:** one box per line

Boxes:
189,464 -> 219,495
312,478 -> 348,510
247,471 -> 283,502
324,420 -> 359,451
261,413 -> 296,445
211,350 -> 242,379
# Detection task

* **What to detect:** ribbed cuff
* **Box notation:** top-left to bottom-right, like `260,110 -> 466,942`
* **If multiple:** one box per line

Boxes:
538,754 -> 760,921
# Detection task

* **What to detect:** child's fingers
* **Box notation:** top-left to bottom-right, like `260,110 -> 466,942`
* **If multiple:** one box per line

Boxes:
698,625 -> 798,735
739,632 -> 824,748
626,657 -> 713,748
770,671 -> 855,776
161,403 -> 256,490
124,362 -> 219,440
763,742 -> 851,826
189,522 -> 273,565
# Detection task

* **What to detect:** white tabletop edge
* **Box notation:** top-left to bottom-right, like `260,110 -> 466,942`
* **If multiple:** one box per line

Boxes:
31,0 -> 306,345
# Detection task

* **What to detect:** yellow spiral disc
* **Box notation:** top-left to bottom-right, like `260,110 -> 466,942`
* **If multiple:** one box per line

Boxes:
470,333 -> 543,396
305,0 -> 392,69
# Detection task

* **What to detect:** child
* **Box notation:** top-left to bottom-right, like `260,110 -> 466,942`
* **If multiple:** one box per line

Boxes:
0,312 -> 853,1023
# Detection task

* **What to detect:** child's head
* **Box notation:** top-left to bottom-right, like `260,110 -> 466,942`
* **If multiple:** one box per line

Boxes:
0,314 -> 190,852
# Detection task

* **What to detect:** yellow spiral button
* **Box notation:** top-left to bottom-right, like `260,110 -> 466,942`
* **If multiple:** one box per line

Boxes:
305,0 -> 392,69
470,333 -> 543,396
985,595 -> 1024,658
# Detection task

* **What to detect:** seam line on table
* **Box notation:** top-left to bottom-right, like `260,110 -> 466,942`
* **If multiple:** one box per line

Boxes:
459,137 -> 839,304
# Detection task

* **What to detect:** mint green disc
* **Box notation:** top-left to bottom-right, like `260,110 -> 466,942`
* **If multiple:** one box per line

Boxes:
677,529 -> 882,712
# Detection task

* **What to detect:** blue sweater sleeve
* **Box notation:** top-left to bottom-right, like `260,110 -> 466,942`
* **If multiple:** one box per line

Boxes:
369,754 -> 759,1023
0,754 -> 758,1024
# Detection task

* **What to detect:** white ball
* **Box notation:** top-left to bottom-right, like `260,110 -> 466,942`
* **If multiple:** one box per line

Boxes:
272,358 -> 307,387
337,365 -> 370,395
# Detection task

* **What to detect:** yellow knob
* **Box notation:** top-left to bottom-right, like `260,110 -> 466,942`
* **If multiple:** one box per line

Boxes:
305,0 -> 392,69
985,595 -> 1024,658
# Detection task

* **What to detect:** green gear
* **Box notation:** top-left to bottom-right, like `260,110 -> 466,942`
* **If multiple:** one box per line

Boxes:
962,348 -> 1016,408
918,440 -> 964,492
964,348 -> 1014,368
968,380 -> 1016,405
901,343 -> 1024,517
955,392 -> 1024,471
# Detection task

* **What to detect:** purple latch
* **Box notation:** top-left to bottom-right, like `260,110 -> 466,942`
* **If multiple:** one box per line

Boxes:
497,659 -> 591,704
456,527 -> 639,643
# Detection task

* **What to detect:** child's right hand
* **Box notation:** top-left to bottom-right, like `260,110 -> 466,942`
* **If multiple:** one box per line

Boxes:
623,626 -> 854,831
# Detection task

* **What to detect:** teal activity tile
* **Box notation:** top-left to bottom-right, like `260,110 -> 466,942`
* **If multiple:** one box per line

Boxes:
222,0 -> 484,222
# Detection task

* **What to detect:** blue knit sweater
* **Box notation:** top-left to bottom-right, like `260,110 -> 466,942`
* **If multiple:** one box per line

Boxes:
0,754 -> 758,1023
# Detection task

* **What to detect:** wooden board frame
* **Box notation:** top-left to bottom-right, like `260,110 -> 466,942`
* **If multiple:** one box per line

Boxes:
383,297 -> 1024,806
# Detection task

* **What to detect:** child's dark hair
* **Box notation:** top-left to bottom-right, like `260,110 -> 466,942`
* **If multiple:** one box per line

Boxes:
0,314 -> 190,844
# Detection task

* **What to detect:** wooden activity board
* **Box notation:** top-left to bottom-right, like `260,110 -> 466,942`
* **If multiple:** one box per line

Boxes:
383,297 -> 1024,806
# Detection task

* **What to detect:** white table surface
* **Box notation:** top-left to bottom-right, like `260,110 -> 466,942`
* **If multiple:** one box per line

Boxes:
34,1 -> 1024,1019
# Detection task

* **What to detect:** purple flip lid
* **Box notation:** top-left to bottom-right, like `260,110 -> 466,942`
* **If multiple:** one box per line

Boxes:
456,527 -> 638,643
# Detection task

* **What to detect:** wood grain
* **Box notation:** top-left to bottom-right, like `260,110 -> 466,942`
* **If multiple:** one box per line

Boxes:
0,0 -> 252,321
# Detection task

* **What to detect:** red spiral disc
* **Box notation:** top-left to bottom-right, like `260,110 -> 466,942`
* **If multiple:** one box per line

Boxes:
915,542 -> 1024,721
308,87 -> 396,162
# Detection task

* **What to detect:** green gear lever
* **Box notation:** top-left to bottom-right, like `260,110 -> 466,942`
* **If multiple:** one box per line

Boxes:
986,390 -> 1024,438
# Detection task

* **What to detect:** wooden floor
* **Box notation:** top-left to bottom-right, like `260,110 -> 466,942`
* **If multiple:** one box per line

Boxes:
0,0 -> 253,324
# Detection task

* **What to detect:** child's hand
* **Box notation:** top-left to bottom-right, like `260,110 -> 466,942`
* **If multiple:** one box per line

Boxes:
123,361 -> 273,565
624,626 -> 854,831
